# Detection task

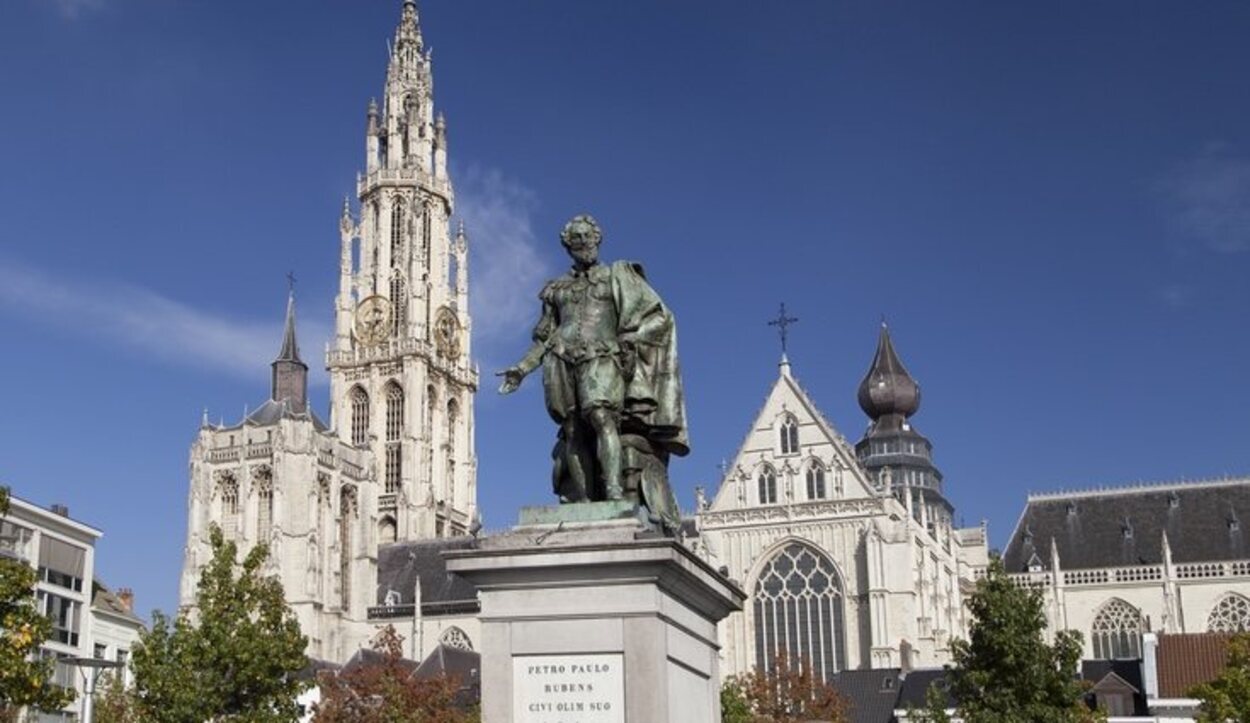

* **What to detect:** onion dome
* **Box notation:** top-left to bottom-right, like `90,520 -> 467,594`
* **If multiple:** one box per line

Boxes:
857,322 -> 921,421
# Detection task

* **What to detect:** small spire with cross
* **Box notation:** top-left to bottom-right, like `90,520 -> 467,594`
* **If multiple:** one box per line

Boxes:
768,303 -> 799,372
286,271 -> 297,295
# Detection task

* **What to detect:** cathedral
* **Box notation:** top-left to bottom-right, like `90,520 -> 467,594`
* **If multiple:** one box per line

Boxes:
690,327 -> 990,678
179,0 -> 478,663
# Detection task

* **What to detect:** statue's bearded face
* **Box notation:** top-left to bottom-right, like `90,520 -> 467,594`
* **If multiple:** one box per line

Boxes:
564,228 -> 601,267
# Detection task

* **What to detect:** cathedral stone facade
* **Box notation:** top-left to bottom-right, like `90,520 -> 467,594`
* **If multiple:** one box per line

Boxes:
692,327 -> 990,679
180,0 -> 478,663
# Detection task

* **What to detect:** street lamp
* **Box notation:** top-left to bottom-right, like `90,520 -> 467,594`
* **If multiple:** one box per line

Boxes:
63,656 -> 122,723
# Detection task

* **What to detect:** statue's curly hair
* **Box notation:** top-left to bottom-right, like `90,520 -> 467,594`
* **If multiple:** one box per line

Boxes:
560,214 -> 603,247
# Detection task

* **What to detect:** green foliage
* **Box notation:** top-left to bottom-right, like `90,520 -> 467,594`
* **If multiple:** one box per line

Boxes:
720,677 -> 752,723
93,672 -> 141,723
923,556 -> 1104,723
0,484 -> 76,720
1191,632 -> 1250,722
130,525 -> 309,723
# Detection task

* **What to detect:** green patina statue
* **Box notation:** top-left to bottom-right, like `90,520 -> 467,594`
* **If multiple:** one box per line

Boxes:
498,214 -> 689,532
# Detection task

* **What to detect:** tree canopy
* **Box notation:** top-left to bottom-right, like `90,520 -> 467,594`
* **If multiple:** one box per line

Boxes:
127,526 -> 309,723
920,556 -> 1103,723
720,650 -> 848,723
1191,632 -> 1250,722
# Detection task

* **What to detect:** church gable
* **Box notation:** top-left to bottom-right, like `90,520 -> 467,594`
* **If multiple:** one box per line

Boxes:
708,363 -> 877,512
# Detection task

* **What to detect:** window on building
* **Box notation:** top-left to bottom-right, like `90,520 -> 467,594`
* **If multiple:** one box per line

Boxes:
440,626 -> 473,651
37,536 -> 86,593
256,469 -> 273,542
753,542 -> 846,683
779,416 -> 799,455
350,387 -> 370,447
390,275 -> 407,337
385,383 -> 404,495
446,398 -> 459,506
0,520 -> 33,562
806,464 -> 827,500
390,197 -> 406,264
758,467 -> 778,505
219,473 -> 240,539
1090,599 -> 1143,659
379,517 -> 397,545
38,591 -> 81,646
1208,594 -> 1250,633
421,202 -> 432,269
94,643 -> 107,659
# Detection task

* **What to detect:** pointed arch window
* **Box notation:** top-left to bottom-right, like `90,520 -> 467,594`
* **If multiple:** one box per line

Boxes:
218,473 -> 239,539
779,416 -> 800,455
758,466 -> 778,505
421,201 -> 432,270
446,398 -> 459,507
255,467 -> 273,542
753,542 -> 846,683
390,275 -> 407,337
806,463 -> 827,500
425,385 -> 438,488
1208,594 -> 1250,633
384,384 -> 404,494
1091,599 -> 1143,659
440,626 -> 473,651
350,387 -> 370,447
391,197 -> 406,265
378,516 -> 397,545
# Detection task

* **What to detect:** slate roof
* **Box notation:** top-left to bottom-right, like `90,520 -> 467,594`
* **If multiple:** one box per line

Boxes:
894,668 -> 952,712
1156,632 -> 1232,698
375,537 -> 479,611
829,668 -> 902,723
414,644 -> 480,682
1003,478 -> 1250,572
240,398 -> 329,432
90,581 -> 144,625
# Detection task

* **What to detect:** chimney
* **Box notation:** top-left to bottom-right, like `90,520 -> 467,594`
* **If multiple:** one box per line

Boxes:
50,504 -> 69,517
117,588 -> 134,613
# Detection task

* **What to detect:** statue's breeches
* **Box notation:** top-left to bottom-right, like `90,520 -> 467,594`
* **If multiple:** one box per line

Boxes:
543,353 -> 625,422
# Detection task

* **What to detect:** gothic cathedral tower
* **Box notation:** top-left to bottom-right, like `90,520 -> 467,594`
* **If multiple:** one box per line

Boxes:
328,0 -> 477,540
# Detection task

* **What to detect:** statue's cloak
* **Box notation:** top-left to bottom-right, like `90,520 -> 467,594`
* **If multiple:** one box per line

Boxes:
610,260 -> 690,457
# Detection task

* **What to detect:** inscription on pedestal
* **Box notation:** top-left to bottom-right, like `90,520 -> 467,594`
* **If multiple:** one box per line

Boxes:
512,653 -> 625,722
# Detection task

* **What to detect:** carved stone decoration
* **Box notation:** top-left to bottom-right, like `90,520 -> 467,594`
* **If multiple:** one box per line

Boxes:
439,626 -> 473,651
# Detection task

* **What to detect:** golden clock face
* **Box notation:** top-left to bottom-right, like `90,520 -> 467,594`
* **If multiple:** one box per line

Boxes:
434,308 -> 461,359
354,295 -> 393,347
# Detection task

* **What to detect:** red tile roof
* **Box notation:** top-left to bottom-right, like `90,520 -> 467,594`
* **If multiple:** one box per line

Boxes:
1157,633 -> 1233,698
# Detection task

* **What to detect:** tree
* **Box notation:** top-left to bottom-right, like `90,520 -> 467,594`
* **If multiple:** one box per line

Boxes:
93,672 -> 141,723
720,650 -> 849,723
130,525 -> 309,723
313,625 -> 478,723
0,484 -> 76,721
1190,632 -> 1250,722
919,556 -> 1103,723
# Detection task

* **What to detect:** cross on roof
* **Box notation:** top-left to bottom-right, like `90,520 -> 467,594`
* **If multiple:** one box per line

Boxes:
286,271 -> 297,293
768,302 -> 799,355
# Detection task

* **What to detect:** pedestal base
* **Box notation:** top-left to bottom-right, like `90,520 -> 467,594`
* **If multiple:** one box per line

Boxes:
444,519 -> 744,723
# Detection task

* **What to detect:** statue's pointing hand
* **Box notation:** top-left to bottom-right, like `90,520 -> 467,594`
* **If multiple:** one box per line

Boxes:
497,367 -> 525,395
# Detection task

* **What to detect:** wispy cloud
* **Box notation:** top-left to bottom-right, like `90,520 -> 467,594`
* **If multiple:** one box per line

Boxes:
0,259 -> 330,384
455,168 -> 554,363
1158,283 -> 1193,309
41,0 -> 104,20
1158,143 -> 1250,254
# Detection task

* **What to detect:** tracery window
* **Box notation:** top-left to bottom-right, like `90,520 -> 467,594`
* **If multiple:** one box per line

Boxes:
753,542 -> 846,683
446,399 -> 459,507
1090,599 -> 1143,659
255,467 -> 273,542
218,473 -> 239,538
385,384 -> 404,494
425,385 -> 438,489
779,416 -> 799,455
391,197 -> 406,264
390,275 -> 407,336
421,201 -> 432,269
350,387 -> 369,447
758,466 -> 778,505
806,463 -> 827,500
440,626 -> 473,651
1208,594 -> 1250,633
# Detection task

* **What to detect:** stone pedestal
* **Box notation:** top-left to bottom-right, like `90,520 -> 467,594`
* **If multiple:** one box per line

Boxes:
444,512 -> 744,723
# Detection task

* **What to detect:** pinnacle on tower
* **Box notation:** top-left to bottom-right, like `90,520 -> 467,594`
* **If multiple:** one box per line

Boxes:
395,0 -> 424,53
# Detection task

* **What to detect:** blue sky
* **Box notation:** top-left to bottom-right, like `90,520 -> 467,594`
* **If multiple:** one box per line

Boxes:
2,0 -> 1248,620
